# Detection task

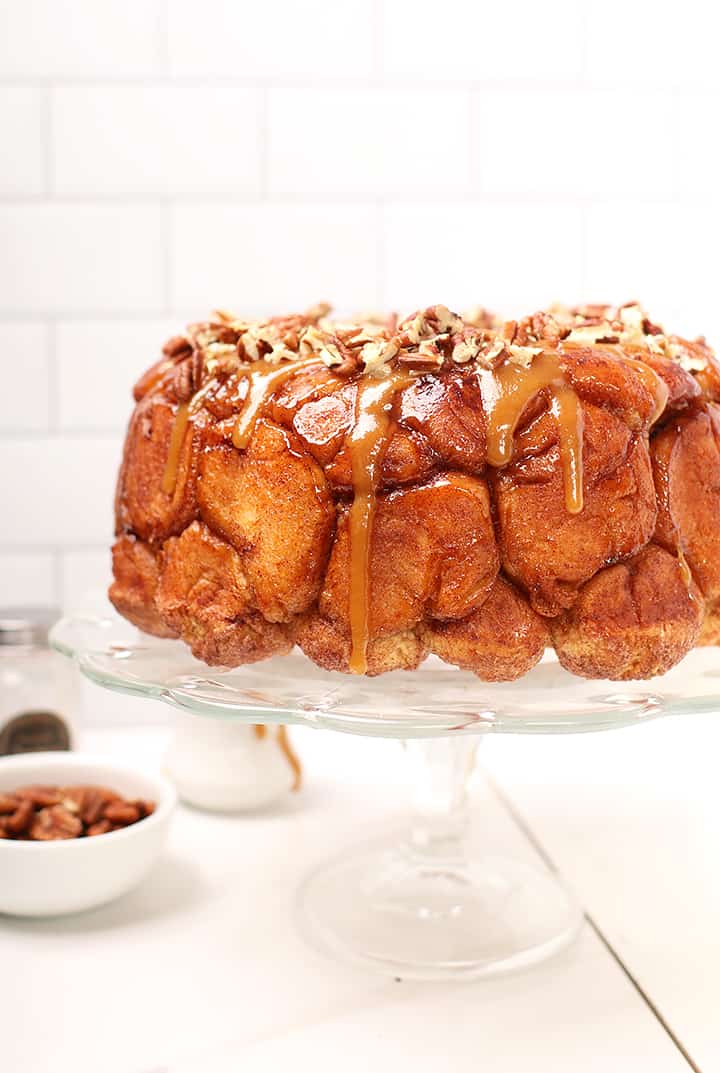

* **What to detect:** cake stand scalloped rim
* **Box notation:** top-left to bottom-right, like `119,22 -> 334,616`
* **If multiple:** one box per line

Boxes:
49,606 -> 720,739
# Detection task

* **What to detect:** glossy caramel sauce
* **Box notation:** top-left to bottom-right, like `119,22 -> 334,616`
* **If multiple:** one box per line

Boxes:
161,402 -> 190,496
161,381 -> 221,496
678,547 -> 694,594
232,358 -> 323,450
482,352 -> 585,514
253,724 -> 301,790
616,353 -> 669,426
276,725 -> 302,791
347,373 -> 415,673
162,358 -> 323,496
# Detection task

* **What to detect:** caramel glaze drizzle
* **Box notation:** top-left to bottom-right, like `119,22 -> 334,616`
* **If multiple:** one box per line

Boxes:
253,724 -> 302,790
161,381 -> 219,496
347,373 -> 416,674
677,548 -> 695,595
615,353 -> 669,426
162,358 -> 324,497
161,403 -> 190,495
482,352 -> 585,515
231,357 -> 324,451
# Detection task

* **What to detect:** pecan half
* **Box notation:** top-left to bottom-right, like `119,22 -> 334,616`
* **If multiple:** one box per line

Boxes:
0,793 -> 19,815
173,350 -> 205,403
86,819 -> 113,837
162,335 -> 193,360
103,802 -> 141,826
15,785 -> 62,808
30,805 -> 83,841
5,799 -> 35,835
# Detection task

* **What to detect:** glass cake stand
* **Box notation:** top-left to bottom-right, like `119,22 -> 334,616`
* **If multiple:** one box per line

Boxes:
51,604 -> 720,980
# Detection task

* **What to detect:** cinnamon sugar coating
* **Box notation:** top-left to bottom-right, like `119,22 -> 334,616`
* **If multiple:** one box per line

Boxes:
110,301 -> 720,681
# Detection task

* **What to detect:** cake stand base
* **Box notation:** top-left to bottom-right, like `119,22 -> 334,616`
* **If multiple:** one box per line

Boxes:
298,738 -> 582,980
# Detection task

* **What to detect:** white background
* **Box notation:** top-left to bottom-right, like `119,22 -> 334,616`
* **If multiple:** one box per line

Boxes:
1,0 -> 719,608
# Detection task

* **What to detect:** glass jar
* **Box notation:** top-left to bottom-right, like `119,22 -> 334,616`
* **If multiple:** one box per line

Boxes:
0,607 -> 79,755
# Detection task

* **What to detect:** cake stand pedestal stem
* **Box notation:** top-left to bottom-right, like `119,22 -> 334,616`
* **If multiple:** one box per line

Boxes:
403,736 -> 477,872
298,733 -> 583,980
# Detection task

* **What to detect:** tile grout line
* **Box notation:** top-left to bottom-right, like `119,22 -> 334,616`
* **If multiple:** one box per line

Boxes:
0,76 -> 693,91
0,193 -> 713,207
0,543 -> 109,554
485,770 -> 703,1073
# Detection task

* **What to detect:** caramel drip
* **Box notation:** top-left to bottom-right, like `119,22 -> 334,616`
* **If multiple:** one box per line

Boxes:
276,725 -> 302,791
252,724 -> 301,789
482,352 -> 584,514
347,373 -> 414,674
232,357 -> 323,450
161,381 -> 221,497
161,402 -> 190,496
550,383 -> 585,515
677,547 -> 694,594
616,353 -> 669,426
164,357 -> 323,498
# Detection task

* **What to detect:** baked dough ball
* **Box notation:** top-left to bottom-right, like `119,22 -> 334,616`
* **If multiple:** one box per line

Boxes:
198,419 -> 336,622
652,405 -> 720,601
109,535 -> 177,638
551,544 -> 703,680
494,402 -> 657,616
293,473 -> 499,674
157,521 -> 292,666
420,576 -> 549,681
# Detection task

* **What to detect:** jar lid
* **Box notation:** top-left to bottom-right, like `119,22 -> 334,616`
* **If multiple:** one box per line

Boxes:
0,606 -> 60,647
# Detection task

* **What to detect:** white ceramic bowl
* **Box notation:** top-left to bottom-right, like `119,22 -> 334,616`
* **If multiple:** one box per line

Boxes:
0,752 -> 176,917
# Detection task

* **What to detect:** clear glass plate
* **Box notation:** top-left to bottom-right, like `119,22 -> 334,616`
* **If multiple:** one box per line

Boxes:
49,599 -> 719,980
50,602 -> 720,738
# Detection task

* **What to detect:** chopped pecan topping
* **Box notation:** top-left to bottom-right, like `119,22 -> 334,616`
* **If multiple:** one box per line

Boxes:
173,349 -> 205,403
151,299 -> 714,386
162,335 -> 193,360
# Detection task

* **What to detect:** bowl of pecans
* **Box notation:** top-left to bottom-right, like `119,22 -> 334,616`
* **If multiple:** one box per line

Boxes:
0,752 -> 176,916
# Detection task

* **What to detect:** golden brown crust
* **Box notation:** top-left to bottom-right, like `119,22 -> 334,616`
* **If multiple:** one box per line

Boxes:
198,419 -> 336,623
493,405 -> 657,616
420,576 -> 549,681
156,521 -> 292,666
115,394 -> 201,543
651,404 -> 720,603
551,544 -> 703,680
292,473 -> 499,673
110,301 -> 720,682
108,536 -> 178,639
291,614 -> 427,676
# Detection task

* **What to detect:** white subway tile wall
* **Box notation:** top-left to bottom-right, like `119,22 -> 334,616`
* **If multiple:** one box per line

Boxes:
0,0 -> 718,609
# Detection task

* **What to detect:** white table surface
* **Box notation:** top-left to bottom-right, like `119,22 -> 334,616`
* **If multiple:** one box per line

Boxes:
1,703 -> 717,1073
